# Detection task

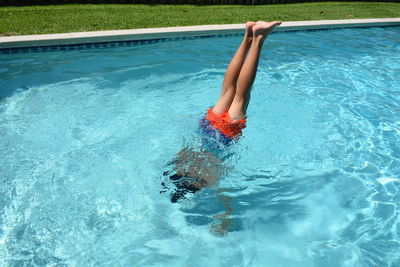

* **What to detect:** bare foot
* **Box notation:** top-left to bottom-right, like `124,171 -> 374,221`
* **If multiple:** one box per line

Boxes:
245,21 -> 256,38
252,20 -> 282,40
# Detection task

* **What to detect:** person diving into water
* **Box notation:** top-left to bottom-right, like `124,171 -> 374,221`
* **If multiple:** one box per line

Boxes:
162,20 -> 282,204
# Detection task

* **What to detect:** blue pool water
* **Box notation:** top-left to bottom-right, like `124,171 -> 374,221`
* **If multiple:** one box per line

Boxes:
0,26 -> 399,266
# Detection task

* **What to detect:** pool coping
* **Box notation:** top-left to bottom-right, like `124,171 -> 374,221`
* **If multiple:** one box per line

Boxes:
1,18 -> 400,49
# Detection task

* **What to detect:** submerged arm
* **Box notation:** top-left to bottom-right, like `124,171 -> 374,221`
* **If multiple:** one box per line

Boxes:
211,189 -> 234,236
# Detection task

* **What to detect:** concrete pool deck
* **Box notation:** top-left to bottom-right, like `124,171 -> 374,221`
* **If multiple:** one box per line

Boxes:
0,18 -> 399,49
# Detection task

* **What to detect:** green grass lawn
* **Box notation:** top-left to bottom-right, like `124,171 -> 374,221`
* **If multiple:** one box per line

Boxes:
1,2 -> 399,36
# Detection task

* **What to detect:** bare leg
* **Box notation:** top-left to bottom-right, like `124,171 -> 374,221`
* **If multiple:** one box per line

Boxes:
212,21 -> 256,114
228,21 -> 282,120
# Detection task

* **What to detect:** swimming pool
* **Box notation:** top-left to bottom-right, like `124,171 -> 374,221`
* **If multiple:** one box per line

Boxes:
1,26 -> 399,266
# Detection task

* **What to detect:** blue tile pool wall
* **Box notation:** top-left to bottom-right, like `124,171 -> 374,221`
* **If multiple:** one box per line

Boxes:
0,33 -> 240,54
0,26 -> 396,55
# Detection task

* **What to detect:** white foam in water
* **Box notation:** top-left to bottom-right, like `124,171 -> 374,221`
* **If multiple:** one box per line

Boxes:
0,26 -> 400,266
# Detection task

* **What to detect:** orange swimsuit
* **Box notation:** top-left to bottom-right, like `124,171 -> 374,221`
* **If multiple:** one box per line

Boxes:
204,107 -> 247,139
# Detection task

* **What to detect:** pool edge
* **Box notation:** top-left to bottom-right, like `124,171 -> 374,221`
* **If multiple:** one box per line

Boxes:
0,18 -> 400,49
